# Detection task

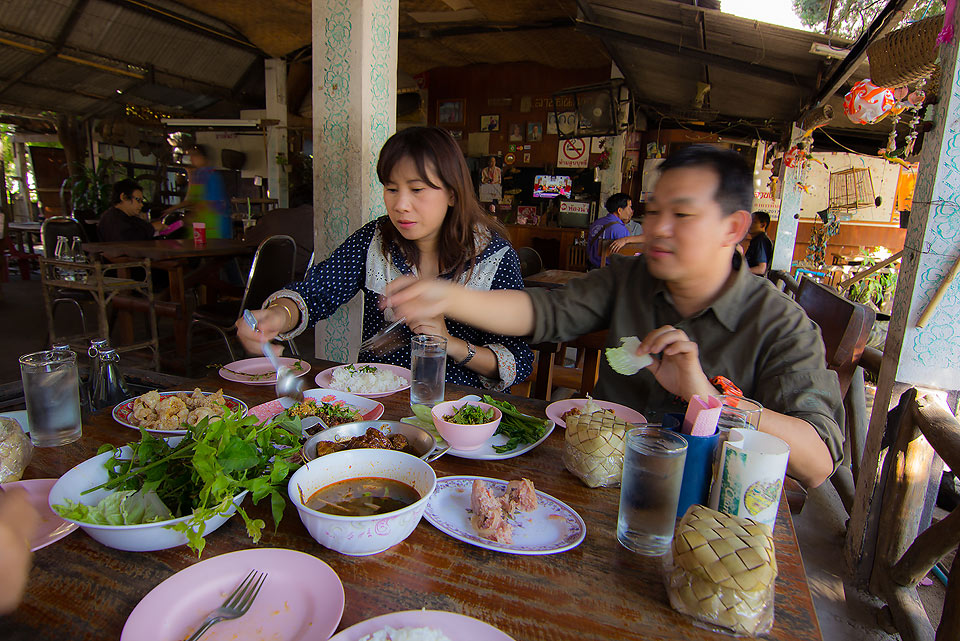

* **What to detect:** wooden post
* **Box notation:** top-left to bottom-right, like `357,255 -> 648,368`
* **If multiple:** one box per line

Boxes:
845,14 -> 960,582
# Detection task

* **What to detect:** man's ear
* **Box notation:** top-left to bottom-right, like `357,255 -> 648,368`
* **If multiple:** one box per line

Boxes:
726,210 -> 752,245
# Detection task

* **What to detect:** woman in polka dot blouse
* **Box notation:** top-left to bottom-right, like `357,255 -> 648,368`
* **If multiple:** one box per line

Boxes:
236,127 -> 534,392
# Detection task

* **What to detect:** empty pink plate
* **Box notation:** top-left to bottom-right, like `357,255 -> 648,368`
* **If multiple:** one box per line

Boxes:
330,610 -> 514,641
121,548 -> 344,641
0,478 -> 77,551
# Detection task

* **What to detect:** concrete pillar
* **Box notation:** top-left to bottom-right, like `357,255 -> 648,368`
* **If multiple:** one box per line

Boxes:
770,124 -> 805,272
845,22 -> 960,579
265,58 -> 289,209
311,0 -> 398,361
12,142 -> 31,221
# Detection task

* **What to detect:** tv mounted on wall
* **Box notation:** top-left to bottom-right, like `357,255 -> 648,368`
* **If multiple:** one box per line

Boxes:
533,175 -> 573,199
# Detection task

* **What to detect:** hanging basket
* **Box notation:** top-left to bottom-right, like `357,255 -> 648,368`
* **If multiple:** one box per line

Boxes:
868,15 -> 943,89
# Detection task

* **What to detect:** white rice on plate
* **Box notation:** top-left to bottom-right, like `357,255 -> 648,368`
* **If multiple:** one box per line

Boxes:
330,365 -> 407,394
358,627 -> 452,641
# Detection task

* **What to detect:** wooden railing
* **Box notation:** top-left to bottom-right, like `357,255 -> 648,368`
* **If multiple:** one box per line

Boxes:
871,388 -> 960,641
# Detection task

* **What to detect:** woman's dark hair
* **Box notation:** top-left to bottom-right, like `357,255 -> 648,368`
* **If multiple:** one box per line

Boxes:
111,178 -> 143,205
659,144 -> 753,215
605,192 -> 631,214
376,127 -> 504,280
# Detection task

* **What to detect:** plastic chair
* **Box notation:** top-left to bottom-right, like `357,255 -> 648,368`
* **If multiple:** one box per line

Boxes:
187,235 -> 298,366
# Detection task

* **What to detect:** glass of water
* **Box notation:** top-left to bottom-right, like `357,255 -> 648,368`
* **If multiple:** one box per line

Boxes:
715,395 -> 763,432
617,427 -> 687,556
20,349 -> 83,447
410,334 -> 447,412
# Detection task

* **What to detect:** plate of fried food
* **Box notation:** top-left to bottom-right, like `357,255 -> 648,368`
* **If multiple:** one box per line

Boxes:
112,388 -> 248,435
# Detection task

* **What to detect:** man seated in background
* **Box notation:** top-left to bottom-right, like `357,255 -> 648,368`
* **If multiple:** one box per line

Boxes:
244,184 -> 314,279
744,211 -> 774,275
384,145 -> 843,488
587,193 -> 633,268
98,179 -> 158,242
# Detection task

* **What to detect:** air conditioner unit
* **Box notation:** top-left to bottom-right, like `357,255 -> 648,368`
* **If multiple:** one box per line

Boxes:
551,79 -> 631,140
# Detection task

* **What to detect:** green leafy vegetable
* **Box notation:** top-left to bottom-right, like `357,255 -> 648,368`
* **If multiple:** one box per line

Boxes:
404,406 -> 447,447
443,403 -> 495,425
605,336 -> 653,376
481,395 -> 551,453
52,411 -> 304,556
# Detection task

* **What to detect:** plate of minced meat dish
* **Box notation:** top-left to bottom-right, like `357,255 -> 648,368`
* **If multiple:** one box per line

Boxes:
113,389 -> 247,435
279,389 -> 385,425
423,475 -> 585,555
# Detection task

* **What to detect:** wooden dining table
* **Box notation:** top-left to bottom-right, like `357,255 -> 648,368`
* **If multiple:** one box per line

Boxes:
81,238 -> 256,362
523,268 -> 589,290
5,362 -> 823,641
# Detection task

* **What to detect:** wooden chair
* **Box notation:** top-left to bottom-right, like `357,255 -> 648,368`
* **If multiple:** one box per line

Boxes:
528,330 -> 608,400
567,242 -> 587,272
869,388 -> 960,641
771,271 -> 876,513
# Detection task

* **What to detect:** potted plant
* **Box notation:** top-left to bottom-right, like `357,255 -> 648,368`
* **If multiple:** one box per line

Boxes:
60,158 -> 122,219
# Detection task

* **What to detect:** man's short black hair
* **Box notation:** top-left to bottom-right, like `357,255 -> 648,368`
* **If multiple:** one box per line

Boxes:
753,211 -> 771,227
605,192 -> 631,214
659,144 -> 753,215
111,178 -> 143,205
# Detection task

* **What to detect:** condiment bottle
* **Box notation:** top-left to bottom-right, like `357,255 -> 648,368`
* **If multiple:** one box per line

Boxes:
92,348 -> 130,410
87,339 -> 109,407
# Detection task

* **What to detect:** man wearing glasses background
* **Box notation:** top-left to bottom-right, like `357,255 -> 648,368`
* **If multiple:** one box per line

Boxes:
97,179 -> 162,242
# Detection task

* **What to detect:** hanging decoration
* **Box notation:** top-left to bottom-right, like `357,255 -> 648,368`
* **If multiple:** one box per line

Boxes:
936,0 -> 956,46
882,79 -> 928,158
843,79 -> 898,124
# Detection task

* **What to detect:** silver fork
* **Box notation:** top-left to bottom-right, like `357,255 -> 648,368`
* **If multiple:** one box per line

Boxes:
185,569 -> 267,641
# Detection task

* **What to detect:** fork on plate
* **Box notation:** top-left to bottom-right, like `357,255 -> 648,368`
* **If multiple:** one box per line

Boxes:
185,569 -> 267,641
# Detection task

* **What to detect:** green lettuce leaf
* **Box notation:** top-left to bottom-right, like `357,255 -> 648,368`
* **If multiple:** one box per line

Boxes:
605,336 -> 653,375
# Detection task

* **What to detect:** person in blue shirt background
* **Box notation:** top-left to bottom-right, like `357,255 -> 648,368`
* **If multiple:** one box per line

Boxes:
744,211 -> 774,275
586,192 -> 633,268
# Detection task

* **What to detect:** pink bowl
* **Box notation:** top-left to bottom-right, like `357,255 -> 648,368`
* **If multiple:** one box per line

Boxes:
431,399 -> 502,451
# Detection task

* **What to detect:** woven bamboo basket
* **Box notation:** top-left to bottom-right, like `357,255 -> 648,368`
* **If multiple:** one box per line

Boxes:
563,410 -> 629,488
868,15 -> 943,89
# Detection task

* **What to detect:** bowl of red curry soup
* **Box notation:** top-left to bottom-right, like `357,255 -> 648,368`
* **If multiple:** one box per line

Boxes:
287,448 -> 436,556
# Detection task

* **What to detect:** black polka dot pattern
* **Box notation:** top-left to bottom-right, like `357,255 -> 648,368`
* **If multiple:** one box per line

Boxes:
287,218 -> 534,391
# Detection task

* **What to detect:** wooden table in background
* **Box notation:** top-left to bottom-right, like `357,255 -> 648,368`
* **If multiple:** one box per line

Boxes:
523,268 -> 589,290
5,221 -> 42,280
7,365 -> 823,641
81,239 -> 256,362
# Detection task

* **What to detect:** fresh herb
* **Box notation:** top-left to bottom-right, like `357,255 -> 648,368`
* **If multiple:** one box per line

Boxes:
343,364 -> 377,375
53,411 -> 304,556
443,404 -> 495,425
481,395 -> 551,453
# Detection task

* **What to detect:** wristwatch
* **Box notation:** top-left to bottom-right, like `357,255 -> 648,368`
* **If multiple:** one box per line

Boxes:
454,342 -> 477,366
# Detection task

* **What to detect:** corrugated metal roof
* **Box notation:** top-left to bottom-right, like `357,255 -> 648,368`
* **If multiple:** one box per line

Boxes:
0,0 -> 64,42
584,0 -> 867,123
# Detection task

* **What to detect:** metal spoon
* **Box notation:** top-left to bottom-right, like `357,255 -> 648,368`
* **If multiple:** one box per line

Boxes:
242,309 -> 305,403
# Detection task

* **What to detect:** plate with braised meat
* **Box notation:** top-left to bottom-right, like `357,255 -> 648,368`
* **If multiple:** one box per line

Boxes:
423,475 -> 586,555
301,421 -> 439,462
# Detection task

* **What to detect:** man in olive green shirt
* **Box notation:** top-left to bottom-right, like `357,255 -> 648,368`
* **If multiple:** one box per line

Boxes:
389,146 -> 841,487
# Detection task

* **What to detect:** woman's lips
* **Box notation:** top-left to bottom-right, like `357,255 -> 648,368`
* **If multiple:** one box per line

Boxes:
395,220 -> 416,229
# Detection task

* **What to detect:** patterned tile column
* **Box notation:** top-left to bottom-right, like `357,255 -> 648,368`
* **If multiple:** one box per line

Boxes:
771,125 -> 805,272
846,19 -> 960,575
311,0 -> 398,361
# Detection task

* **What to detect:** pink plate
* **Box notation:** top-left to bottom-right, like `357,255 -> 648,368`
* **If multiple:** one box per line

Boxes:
219,357 -> 311,385
545,399 -> 646,429
314,363 -> 411,398
121,548 -> 344,641
0,479 -> 77,551
330,610 -> 514,641
112,391 -> 248,435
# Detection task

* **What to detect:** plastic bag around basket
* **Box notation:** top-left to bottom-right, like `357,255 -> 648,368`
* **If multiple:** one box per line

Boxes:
0,416 -> 33,483
563,410 -> 628,488
665,505 -> 776,637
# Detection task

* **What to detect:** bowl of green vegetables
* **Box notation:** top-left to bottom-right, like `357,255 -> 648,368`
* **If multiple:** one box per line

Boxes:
49,411 -> 303,555
431,398 -> 502,451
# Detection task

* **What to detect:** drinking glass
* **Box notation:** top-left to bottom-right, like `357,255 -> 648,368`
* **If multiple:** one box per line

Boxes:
617,427 -> 687,556
410,334 -> 446,411
20,349 -> 83,447
715,395 -> 763,432
54,235 -> 75,281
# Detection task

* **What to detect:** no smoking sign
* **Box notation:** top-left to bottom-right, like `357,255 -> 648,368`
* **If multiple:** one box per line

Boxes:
557,138 -> 589,168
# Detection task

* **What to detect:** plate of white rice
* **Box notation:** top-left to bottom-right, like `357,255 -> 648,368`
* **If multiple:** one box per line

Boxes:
329,610 -> 514,641
315,363 -> 411,398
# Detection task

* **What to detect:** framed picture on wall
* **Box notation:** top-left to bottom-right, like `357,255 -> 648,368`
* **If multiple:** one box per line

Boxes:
526,122 -> 543,142
437,99 -> 464,125
508,123 -> 523,142
480,114 -> 500,132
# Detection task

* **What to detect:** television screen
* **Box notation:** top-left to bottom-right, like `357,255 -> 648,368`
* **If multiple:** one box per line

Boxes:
533,175 -> 573,199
